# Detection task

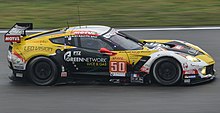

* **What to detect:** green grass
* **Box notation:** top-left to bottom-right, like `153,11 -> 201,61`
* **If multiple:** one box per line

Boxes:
1,0 -> 220,28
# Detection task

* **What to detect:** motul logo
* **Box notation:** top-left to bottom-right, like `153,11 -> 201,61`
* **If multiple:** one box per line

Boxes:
4,35 -> 21,42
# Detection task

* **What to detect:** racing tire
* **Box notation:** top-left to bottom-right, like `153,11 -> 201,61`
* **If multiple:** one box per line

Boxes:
152,57 -> 182,86
27,57 -> 58,86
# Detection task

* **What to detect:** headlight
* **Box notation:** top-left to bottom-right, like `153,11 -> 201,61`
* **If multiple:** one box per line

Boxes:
185,55 -> 200,62
201,67 -> 206,75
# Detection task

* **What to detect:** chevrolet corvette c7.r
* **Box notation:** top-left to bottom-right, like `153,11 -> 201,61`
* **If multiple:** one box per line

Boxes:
4,23 -> 216,86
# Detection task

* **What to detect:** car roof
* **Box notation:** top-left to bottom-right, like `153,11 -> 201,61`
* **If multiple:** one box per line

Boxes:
66,25 -> 111,35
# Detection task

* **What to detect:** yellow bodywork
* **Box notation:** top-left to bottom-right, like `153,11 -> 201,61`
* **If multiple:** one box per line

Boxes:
11,29 -> 73,63
110,48 -> 157,64
140,39 -> 215,65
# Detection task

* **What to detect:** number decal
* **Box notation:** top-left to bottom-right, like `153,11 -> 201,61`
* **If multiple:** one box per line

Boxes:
110,62 -> 118,72
110,61 -> 127,72
118,62 -> 126,72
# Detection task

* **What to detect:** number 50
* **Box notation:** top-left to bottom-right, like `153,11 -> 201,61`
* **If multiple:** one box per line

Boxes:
110,61 -> 127,72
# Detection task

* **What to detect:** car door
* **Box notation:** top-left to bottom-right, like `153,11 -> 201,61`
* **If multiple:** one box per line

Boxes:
64,36 -> 114,76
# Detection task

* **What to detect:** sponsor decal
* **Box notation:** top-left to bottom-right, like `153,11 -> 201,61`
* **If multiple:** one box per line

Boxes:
183,63 -> 188,69
109,79 -> 120,83
72,51 -> 81,56
4,35 -> 21,42
119,51 -> 151,54
64,51 -> 107,63
130,74 -> 144,83
173,45 -> 184,50
69,30 -> 99,38
131,73 -> 140,77
129,55 -> 139,59
64,51 -> 71,61
61,72 -> 67,77
32,40 -> 48,43
183,69 -> 198,74
184,75 -> 196,79
184,79 -> 191,83
140,66 -> 149,73
111,57 -> 124,60
188,48 -> 198,55
24,46 -> 53,52
110,61 -> 127,73
63,51 -> 108,69
65,57 -> 107,63
51,34 -> 64,38
110,72 -> 126,77
86,62 -> 107,66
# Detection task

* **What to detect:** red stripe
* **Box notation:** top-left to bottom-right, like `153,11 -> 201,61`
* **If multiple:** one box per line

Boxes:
13,51 -> 25,62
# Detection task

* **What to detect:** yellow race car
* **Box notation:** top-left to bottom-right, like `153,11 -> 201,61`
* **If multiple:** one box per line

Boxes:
4,23 -> 216,86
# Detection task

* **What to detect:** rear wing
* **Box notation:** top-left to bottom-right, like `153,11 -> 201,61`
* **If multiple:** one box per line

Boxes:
4,23 -> 33,43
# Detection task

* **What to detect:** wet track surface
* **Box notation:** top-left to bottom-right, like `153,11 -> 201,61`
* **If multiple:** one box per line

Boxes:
0,29 -> 220,113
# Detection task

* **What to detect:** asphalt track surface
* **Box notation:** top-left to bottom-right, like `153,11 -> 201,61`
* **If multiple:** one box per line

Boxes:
0,29 -> 220,113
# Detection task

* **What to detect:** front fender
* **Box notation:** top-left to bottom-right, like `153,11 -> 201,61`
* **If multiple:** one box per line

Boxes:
140,51 -> 207,74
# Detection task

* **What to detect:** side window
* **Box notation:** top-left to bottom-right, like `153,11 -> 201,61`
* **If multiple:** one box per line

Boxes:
50,37 -> 77,46
80,37 -> 113,50
50,37 -> 65,45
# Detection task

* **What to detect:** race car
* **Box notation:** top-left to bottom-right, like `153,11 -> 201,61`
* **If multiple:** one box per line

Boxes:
4,23 -> 216,86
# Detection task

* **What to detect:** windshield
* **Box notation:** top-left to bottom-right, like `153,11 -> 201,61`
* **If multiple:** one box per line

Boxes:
109,34 -> 142,50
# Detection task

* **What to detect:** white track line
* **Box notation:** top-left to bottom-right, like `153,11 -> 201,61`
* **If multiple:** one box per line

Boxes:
118,27 -> 220,31
1,27 -> 220,33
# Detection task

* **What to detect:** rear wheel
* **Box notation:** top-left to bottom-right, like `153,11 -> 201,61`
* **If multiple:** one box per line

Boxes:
28,57 -> 58,86
152,58 -> 182,85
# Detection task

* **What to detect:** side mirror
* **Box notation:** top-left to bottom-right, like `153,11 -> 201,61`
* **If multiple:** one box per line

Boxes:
99,48 -> 117,56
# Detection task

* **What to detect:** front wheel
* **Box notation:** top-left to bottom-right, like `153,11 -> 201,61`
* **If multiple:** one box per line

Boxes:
27,57 -> 58,86
152,58 -> 182,86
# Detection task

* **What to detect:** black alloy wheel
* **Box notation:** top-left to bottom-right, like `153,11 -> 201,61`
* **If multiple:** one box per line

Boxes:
152,57 -> 182,85
28,57 -> 58,86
